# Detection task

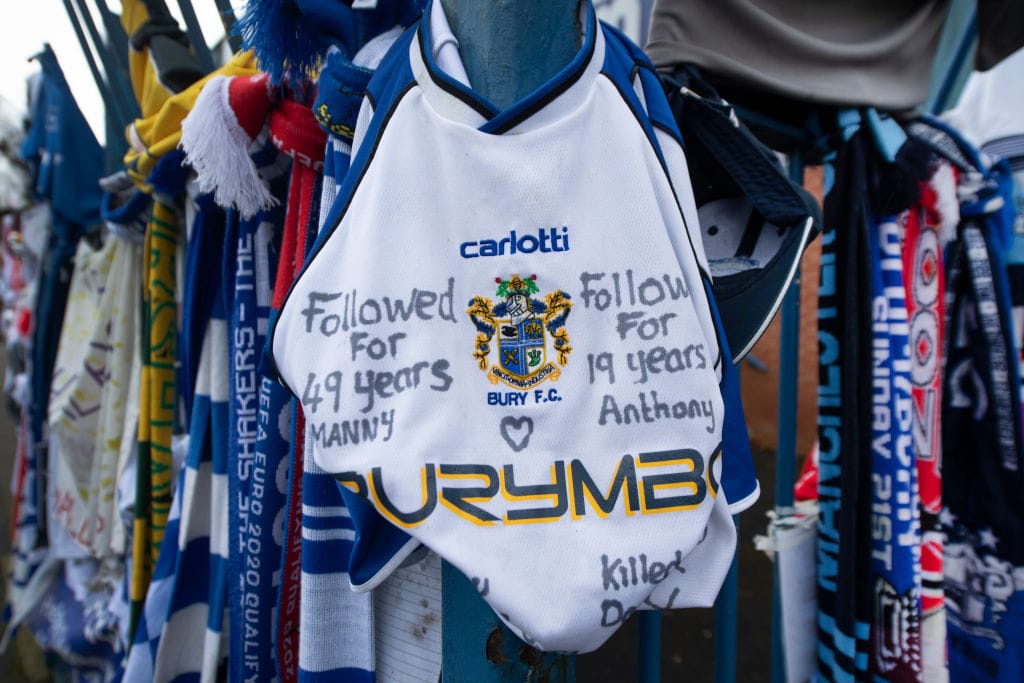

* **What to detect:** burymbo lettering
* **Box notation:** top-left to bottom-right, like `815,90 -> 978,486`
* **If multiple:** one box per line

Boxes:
335,446 -> 721,528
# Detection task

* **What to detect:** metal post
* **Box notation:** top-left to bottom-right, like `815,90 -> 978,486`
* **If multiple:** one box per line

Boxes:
93,0 -> 130,62
212,0 -> 242,53
713,362 -> 741,683
440,0 -> 578,110
714,517 -> 740,683
929,12 -> 977,114
638,611 -> 662,682
174,0 -> 216,73
771,153 -> 805,683
71,0 -> 136,131
59,0 -> 121,125
441,561 -> 575,682
91,0 -> 140,135
437,2 -> 577,678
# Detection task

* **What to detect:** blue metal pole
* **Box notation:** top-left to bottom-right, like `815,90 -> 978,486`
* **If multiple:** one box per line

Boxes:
437,3 -> 578,678
929,12 -> 977,114
212,0 -> 242,53
771,153 -> 805,683
91,0 -> 139,134
638,611 -> 662,682
714,517 -> 740,683
713,360 -> 741,683
175,0 -> 216,73
440,0 -> 578,110
59,0 -> 121,124
93,0 -> 130,62
441,560 -> 574,682
71,0 -> 136,132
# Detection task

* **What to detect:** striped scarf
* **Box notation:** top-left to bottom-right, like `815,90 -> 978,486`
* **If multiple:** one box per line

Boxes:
301,29 -> 448,682
122,455 -> 183,681
299,44 -> 377,683
149,202 -> 231,681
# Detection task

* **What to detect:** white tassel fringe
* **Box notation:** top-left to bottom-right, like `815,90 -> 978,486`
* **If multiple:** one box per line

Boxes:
180,75 -> 277,220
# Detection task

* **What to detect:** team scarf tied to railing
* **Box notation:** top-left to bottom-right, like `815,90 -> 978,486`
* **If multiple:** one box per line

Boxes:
805,106 -> 1024,683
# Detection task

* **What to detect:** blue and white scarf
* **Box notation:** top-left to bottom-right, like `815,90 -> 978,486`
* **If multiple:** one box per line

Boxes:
226,197 -> 291,683
867,214 -> 922,681
145,201 -> 231,682
122,463 -> 184,682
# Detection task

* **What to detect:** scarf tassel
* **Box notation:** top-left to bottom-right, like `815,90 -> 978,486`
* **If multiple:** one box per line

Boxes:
180,75 -> 277,219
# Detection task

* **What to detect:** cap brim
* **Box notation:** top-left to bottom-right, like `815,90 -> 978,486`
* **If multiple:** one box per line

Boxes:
713,215 -> 815,362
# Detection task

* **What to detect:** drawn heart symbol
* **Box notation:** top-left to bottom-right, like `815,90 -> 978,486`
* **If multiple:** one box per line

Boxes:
500,416 -> 534,452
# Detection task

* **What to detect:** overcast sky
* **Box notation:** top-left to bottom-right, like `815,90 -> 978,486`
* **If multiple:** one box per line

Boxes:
0,0 -> 234,144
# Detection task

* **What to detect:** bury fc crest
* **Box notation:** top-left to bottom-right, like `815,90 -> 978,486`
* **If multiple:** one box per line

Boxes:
468,274 -> 572,389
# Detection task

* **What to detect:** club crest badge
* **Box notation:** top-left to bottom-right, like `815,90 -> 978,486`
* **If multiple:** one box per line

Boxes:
468,274 -> 572,389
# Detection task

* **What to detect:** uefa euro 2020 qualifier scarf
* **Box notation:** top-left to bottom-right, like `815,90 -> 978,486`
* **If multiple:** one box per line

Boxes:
270,4 -> 756,654
224,196 -> 291,683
